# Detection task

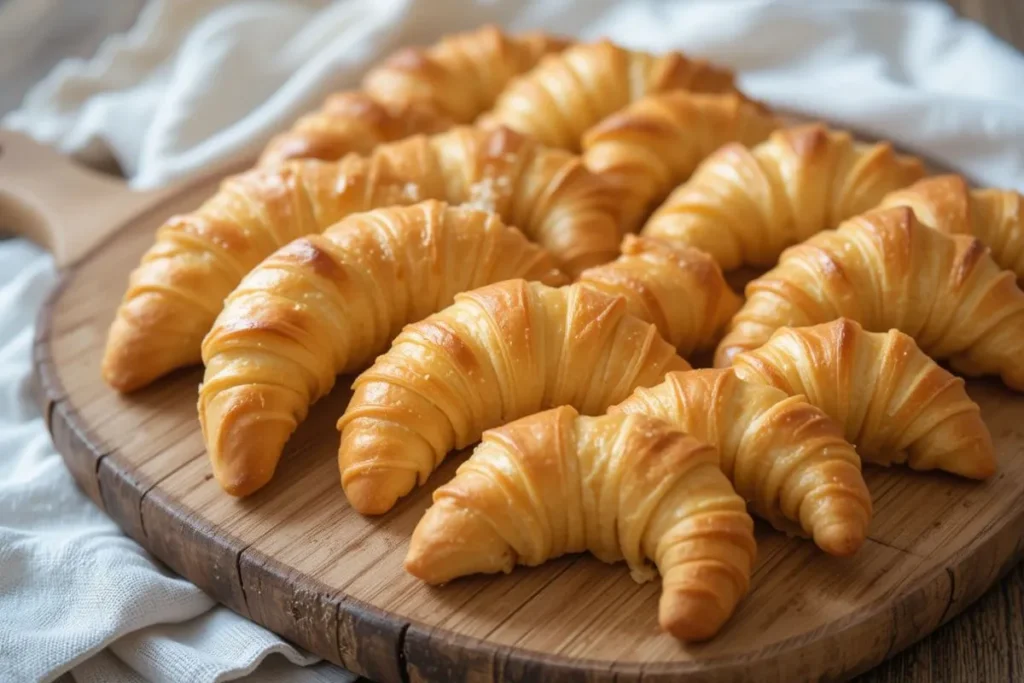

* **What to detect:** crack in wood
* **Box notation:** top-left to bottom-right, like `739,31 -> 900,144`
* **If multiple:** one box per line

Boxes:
938,567 -> 958,627
397,622 -> 411,683
234,541 -> 255,617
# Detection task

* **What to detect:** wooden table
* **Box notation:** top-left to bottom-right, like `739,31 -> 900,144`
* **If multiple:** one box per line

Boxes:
947,0 -> 1024,50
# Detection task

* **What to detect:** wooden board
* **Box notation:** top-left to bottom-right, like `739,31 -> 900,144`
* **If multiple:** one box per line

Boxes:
4,126 -> 1024,683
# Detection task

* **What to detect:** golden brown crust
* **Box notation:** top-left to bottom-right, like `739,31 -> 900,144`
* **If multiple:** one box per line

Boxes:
337,279 -> 691,515
716,207 -> 1024,391
481,40 -> 736,152
259,26 -> 569,165
732,318 -> 995,479
641,124 -> 926,270
199,201 -> 567,496
879,174 -> 1024,283
404,406 -> 756,642
613,368 -> 872,557
578,235 -> 742,357
102,126 -> 622,392
582,91 -> 779,229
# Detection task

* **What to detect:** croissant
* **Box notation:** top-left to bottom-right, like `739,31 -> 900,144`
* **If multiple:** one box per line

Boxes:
337,279 -> 690,514
581,91 -> 779,230
405,406 -> 756,642
613,368 -> 872,557
878,174 -> 1024,283
260,26 -> 568,165
715,207 -> 1024,391
199,201 -> 568,496
641,124 -> 926,270
731,319 -> 995,479
578,235 -> 742,357
102,125 -> 622,392
481,40 -> 736,152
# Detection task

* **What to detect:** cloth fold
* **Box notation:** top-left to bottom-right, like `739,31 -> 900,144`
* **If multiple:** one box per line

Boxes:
2,1 -> 1024,681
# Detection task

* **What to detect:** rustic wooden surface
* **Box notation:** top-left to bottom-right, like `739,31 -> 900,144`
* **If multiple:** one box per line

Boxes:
4,123 -> 1023,682
946,0 -> 1024,52
3,2 -> 1023,681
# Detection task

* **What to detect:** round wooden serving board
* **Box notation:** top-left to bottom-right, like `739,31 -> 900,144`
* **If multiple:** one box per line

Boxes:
3,126 -> 1024,683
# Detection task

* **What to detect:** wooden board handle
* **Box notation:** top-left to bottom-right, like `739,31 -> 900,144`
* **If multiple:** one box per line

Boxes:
0,128 -> 178,268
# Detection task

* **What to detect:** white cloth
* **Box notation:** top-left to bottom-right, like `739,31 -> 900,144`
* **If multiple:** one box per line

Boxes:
2,1 -> 1024,681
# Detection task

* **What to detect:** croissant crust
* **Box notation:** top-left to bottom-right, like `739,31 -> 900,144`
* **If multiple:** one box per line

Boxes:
581,91 -> 778,230
405,406 -> 757,642
200,201 -> 567,496
103,125 -> 621,392
482,40 -> 736,152
260,26 -> 569,165
614,368 -> 873,557
337,279 -> 690,514
578,235 -> 741,357
879,174 -> 1024,283
716,206 -> 1024,391
732,318 -> 995,479
641,124 -> 926,270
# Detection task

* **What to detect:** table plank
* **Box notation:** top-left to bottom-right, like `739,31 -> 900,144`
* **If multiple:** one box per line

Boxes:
946,0 -> 1024,52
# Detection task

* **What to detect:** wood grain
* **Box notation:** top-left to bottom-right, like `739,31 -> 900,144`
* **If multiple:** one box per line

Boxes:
21,156 -> 1024,682
946,0 -> 1024,53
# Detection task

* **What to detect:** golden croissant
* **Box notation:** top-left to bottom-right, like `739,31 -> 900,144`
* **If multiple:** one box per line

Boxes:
260,26 -> 568,165
481,40 -> 736,152
337,279 -> 690,514
405,406 -> 756,642
582,91 -> 779,230
716,207 -> 1024,391
613,368 -> 873,557
878,174 -> 1024,283
641,124 -> 926,270
200,201 -> 568,496
732,319 -> 995,479
578,235 -> 742,357
102,125 -> 622,392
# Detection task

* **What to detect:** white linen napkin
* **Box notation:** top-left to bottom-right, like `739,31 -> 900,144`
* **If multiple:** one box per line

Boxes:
2,1 -> 1023,681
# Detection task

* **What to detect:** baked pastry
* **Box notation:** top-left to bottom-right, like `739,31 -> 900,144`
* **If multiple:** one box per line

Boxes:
481,40 -> 736,152
715,207 -> 1024,391
405,406 -> 756,642
260,26 -> 568,165
582,91 -> 778,230
102,125 -> 621,392
200,201 -> 568,496
578,235 -> 741,357
613,368 -> 872,556
732,319 -> 995,479
337,279 -> 690,514
878,174 -> 1024,283
641,124 -> 926,270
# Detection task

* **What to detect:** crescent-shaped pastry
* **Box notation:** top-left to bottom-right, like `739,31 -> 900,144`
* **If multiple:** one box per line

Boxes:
260,26 -> 569,165
732,319 -> 995,479
715,207 -> 1024,391
200,201 -> 567,496
581,91 -> 779,230
405,406 -> 756,642
481,40 -> 736,152
578,235 -> 742,357
337,279 -> 690,515
878,174 -> 1024,283
641,124 -> 926,270
613,368 -> 873,557
102,125 -> 621,392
